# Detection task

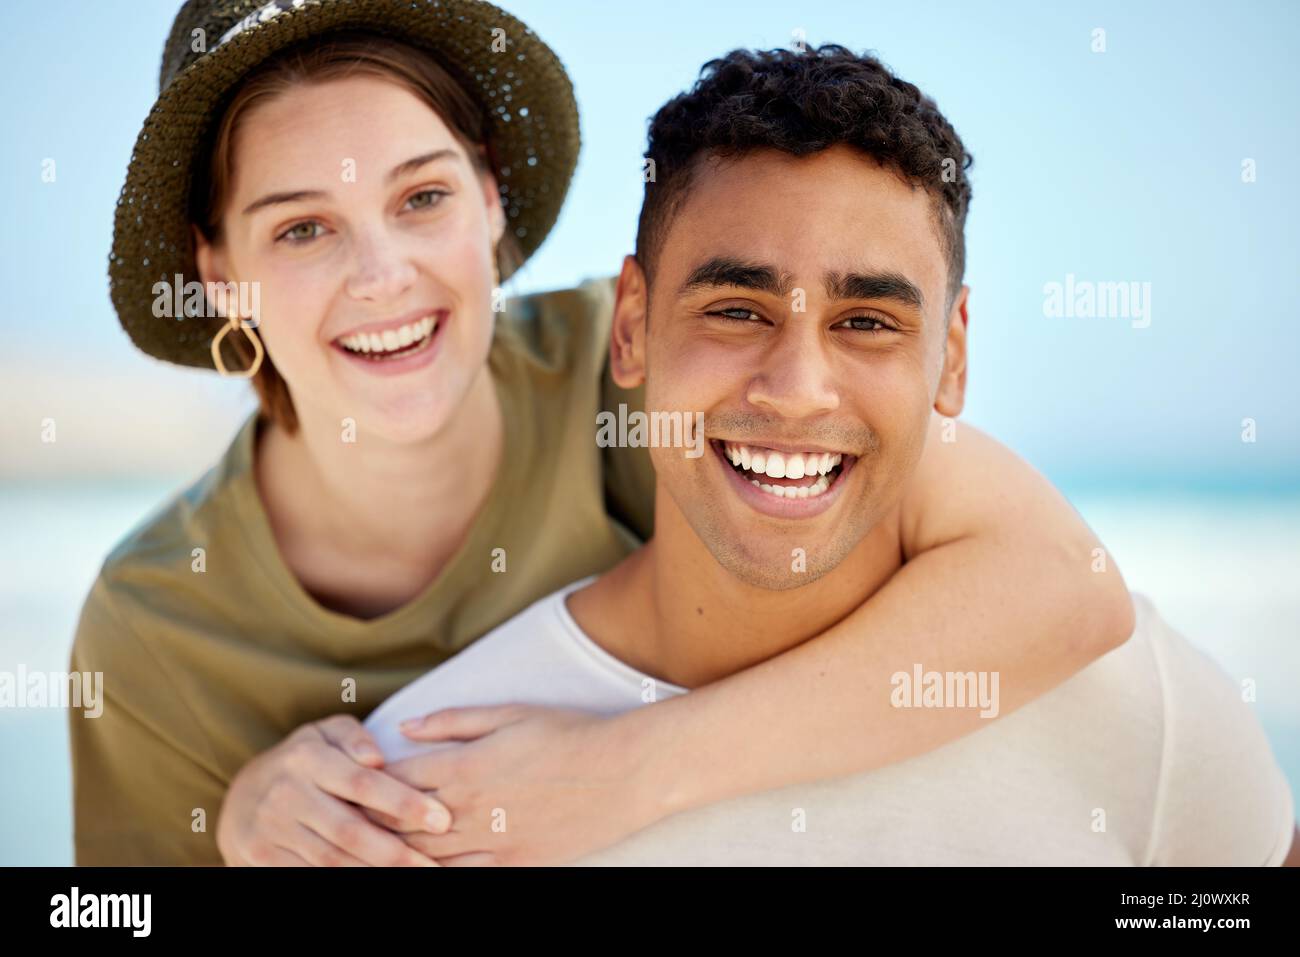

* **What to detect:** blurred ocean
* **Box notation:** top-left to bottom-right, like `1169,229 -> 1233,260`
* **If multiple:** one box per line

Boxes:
1,479 -> 1296,865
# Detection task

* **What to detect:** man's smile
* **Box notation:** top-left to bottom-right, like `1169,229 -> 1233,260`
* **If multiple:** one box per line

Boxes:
710,438 -> 857,517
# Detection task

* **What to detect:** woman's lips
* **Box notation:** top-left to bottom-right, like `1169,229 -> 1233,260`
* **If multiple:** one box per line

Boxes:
330,309 -> 449,377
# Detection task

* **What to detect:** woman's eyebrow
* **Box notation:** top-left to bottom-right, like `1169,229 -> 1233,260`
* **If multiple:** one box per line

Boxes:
385,148 -> 457,184
241,149 -> 459,217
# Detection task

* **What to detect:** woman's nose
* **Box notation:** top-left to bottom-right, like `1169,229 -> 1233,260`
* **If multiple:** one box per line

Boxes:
344,227 -> 418,304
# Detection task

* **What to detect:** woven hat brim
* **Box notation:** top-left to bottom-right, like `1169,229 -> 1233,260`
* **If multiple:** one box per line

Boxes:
110,0 -> 579,369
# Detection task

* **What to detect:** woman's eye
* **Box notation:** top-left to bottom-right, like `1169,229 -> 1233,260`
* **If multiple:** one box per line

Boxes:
277,221 -> 323,245
708,307 -> 763,323
406,188 -> 449,211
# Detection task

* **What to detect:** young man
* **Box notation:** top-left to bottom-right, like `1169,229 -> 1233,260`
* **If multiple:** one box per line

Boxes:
366,45 -> 1296,865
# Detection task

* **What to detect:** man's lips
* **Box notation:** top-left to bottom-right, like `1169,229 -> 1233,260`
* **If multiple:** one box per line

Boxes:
711,438 -> 857,516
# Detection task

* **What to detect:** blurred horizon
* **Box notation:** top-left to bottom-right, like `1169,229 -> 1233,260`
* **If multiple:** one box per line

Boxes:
1,0 -> 1297,486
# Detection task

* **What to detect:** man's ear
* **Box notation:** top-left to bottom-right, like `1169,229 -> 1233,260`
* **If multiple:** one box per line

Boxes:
934,284 -> 968,418
610,254 -> 649,389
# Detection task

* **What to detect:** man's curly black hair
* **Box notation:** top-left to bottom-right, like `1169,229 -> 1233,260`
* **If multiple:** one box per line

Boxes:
635,44 -> 974,312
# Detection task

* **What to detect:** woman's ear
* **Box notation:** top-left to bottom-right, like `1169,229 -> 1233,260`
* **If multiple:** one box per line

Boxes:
934,284 -> 968,418
478,168 -> 507,248
610,255 -> 649,389
191,224 -> 231,317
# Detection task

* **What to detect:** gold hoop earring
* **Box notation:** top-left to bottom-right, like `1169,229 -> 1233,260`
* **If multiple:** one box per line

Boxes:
211,314 -> 264,379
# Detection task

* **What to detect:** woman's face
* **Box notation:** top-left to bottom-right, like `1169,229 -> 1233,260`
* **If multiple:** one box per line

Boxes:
196,75 -> 505,444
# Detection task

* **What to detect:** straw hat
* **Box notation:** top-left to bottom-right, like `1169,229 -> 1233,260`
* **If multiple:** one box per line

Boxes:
109,0 -> 580,369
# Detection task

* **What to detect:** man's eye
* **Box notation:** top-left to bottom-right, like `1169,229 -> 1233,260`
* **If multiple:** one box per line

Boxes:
406,188 -> 449,210
837,316 -> 894,333
708,307 -> 763,323
277,221 -> 323,245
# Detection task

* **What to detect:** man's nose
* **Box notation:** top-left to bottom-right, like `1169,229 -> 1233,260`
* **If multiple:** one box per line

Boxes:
745,324 -> 841,419
344,225 -> 418,303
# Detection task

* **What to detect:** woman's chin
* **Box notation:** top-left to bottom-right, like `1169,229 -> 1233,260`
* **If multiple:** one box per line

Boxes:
325,388 -> 458,447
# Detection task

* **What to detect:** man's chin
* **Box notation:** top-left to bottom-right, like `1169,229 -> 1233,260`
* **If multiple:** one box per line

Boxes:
700,535 -> 841,591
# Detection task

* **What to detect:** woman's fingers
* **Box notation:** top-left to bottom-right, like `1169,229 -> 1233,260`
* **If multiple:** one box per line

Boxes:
439,852 -> 497,867
313,714 -> 386,767
361,804 -> 432,835
399,704 -> 525,741
287,824 -> 371,867
384,747 -> 461,791
305,733 -> 451,833
401,827 -> 479,860
239,842 -> 310,867
300,787 -> 441,868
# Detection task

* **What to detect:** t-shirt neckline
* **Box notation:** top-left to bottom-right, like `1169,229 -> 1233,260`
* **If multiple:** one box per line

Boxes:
549,576 -> 690,697
225,341 -> 531,638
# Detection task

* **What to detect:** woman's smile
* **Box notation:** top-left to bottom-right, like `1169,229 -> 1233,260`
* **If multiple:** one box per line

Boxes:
328,307 -> 450,377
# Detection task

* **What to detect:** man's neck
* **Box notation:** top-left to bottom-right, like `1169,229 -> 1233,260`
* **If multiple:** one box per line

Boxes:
569,487 -> 904,689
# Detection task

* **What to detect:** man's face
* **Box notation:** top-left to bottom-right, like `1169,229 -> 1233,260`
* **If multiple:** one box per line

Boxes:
630,144 -> 963,588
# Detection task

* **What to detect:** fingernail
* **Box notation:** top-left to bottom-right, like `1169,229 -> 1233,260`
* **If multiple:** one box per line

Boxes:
400,717 -> 421,732
425,809 -> 450,833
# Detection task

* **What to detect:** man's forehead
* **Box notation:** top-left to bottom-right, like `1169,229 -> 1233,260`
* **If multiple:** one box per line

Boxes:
664,146 -> 948,299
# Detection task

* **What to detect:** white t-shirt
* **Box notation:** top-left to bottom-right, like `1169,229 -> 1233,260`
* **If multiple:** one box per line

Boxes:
365,580 -> 1295,866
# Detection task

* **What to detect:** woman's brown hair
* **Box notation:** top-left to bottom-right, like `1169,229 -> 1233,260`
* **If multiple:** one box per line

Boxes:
192,30 -> 521,433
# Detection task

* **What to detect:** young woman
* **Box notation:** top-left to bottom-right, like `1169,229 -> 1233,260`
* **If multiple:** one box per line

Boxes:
73,0 -> 1134,866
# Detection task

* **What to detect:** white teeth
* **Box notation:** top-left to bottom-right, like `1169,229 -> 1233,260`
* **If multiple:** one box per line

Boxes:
724,443 -> 845,479
748,475 -> 831,500
724,441 -> 844,501
339,314 -> 440,356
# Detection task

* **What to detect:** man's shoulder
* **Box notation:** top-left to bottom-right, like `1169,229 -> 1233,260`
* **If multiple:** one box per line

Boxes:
1132,594 -> 1294,864
1033,591 -> 1292,864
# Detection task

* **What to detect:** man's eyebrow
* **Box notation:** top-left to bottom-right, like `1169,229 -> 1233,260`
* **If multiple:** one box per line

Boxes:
678,257 -> 793,297
240,149 -> 459,217
824,270 -> 925,312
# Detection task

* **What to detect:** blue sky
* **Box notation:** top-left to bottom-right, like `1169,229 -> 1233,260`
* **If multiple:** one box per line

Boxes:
1,0 -> 1297,486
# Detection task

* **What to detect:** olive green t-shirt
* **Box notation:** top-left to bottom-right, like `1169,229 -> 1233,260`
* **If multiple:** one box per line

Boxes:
68,276 -> 655,865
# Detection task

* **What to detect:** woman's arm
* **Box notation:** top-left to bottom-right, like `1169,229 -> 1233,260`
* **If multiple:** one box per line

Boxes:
612,412 -> 1133,815
391,414 -> 1135,864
